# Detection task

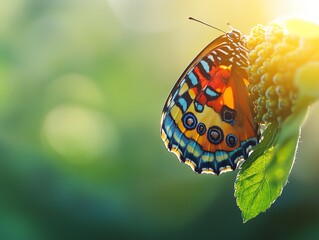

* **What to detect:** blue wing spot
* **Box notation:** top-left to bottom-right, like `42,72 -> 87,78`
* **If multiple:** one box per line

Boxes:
188,71 -> 199,85
197,123 -> 206,135
182,112 -> 197,130
194,101 -> 204,112
200,60 -> 210,73
226,134 -> 238,148
204,87 -> 220,100
221,105 -> 236,125
207,126 -> 224,144
197,60 -> 211,80
177,98 -> 187,112
163,113 -> 176,138
176,91 -> 192,113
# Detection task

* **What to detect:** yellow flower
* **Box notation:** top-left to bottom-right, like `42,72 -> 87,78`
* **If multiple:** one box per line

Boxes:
246,20 -> 319,125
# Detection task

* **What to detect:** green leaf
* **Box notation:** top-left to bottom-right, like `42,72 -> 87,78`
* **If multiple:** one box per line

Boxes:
235,147 -> 280,222
235,102 -> 309,222
241,123 -> 279,171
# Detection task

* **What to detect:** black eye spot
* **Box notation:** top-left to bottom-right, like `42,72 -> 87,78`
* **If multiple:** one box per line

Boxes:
182,112 -> 197,130
197,123 -> 206,135
224,111 -> 233,120
226,134 -> 238,148
221,105 -> 236,125
207,126 -> 224,144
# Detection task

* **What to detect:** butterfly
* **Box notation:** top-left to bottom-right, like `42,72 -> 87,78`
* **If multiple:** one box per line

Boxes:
160,22 -> 259,175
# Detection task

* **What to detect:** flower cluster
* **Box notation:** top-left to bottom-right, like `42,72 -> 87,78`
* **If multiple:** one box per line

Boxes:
246,22 -> 319,124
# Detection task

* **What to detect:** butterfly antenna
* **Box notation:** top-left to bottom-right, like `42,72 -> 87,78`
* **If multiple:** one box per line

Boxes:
189,17 -> 226,34
227,22 -> 235,30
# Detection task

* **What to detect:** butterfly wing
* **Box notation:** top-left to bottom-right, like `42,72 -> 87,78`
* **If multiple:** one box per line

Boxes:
160,31 -> 259,175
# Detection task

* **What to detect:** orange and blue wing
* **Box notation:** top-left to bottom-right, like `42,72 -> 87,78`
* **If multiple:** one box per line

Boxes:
160,30 -> 259,175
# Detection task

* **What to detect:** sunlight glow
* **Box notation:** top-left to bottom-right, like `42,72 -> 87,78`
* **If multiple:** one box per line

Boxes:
279,0 -> 319,24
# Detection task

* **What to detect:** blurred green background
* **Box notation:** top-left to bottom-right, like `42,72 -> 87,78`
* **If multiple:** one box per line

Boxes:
1,0 -> 319,239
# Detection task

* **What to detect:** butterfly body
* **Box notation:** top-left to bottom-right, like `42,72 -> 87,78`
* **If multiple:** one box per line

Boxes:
161,28 -> 259,175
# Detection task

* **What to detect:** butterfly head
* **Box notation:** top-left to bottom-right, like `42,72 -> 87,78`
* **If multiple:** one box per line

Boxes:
226,29 -> 242,41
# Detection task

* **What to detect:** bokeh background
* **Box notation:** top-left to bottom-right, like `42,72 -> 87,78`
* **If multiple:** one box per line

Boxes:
1,0 -> 319,239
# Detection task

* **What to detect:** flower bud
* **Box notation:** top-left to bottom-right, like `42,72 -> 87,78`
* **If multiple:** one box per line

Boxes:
246,21 -> 319,124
